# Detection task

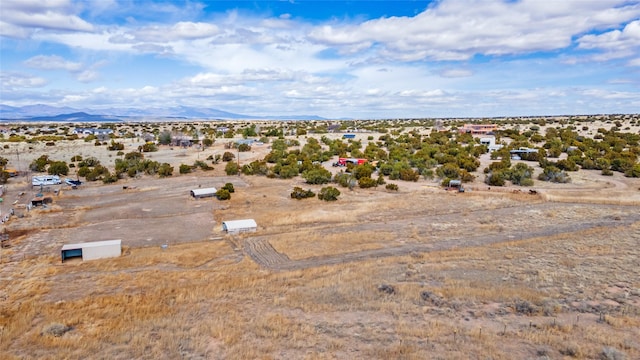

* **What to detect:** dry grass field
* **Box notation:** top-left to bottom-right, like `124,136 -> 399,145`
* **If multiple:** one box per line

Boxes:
1,118 -> 639,359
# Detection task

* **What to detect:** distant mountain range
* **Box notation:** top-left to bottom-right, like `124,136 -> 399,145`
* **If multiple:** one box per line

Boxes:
0,104 -> 328,121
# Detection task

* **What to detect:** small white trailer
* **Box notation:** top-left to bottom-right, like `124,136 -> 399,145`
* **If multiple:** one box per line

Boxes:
61,239 -> 122,262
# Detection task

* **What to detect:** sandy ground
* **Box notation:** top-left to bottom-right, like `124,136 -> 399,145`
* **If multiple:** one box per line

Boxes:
1,119 -> 639,359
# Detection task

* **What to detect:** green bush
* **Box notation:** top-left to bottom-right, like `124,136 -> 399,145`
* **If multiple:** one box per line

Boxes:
141,143 -> 158,152
358,176 -> 377,188
77,166 -> 90,177
179,164 -> 192,174
102,172 -> 119,184
625,164 -> 640,178
318,186 -> 340,201
158,163 -> 173,177
216,188 -> 231,200
333,172 -> 354,188
302,166 -> 332,184
194,160 -> 213,171
29,155 -> 49,172
158,131 -> 171,145
47,161 -> 69,176
225,161 -> 239,175
399,168 -> 420,181
222,183 -> 235,193
107,140 -> 124,151
222,151 -> 235,162
538,166 -> 571,183
485,171 -> 506,186
124,152 -> 143,161
385,183 -> 399,191
290,186 -> 315,199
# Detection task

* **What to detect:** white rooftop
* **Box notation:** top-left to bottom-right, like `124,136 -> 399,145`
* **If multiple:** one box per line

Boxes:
61,239 -> 122,250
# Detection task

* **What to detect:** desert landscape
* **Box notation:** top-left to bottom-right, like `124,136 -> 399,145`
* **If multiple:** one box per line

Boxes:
1,115 -> 639,359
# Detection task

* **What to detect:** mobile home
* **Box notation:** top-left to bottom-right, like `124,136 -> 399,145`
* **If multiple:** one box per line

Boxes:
32,175 -> 61,186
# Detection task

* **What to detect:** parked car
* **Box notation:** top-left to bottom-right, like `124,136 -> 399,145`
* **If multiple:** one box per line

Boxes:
65,178 -> 83,186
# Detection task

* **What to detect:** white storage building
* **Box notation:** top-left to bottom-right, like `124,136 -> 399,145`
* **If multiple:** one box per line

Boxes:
190,187 -> 217,199
61,239 -> 122,262
222,219 -> 257,234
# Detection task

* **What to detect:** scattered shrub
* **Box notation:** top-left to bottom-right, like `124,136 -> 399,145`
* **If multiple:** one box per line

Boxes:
216,188 -> 231,200
538,166 -> 571,183
222,183 -> 235,193
377,284 -> 395,295
222,151 -> 235,162
225,161 -> 239,175
158,163 -> 173,177
48,161 -> 69,176
238,143 -> 251,152
358,176 -> 377,188
318,186 -> 340,201
385,183 -> 399,191
290,186 -> 315,199
43,323 -> 72,337
302,166 -> 332,184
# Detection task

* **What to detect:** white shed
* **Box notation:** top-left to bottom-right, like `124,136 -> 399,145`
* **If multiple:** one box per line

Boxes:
222,219 -> 257,234
190,187 -> 217,199
61,239 -> 122,262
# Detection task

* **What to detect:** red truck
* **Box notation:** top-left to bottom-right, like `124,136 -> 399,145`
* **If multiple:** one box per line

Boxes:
333,158 -> 368,167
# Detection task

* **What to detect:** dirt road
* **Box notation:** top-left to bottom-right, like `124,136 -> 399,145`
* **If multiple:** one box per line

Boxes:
241,201 -> 640,271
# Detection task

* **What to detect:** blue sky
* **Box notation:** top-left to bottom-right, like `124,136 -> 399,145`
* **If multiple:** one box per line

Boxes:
1,0 -> 639,118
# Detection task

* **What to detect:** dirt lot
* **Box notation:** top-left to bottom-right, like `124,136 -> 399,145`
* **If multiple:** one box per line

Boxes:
1,123 -> 639,359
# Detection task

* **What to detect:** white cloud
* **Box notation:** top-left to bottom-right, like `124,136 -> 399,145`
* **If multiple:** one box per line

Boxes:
127,22 -> 219,42
0,72 -> 48,89
307,0 -> 640,61
23,55 -> 83,71
440,69 -> 473,78
0,20 -> 32,38
77,70 -> 99,83
22,55 -> 105,83
0,0 -> 93,38
578,20 -> 640,60
2,1 -> 639,118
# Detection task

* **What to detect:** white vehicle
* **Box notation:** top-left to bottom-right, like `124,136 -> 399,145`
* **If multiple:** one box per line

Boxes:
32,175 -> 62,186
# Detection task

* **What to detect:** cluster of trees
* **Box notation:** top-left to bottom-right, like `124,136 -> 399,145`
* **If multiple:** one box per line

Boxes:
484,159 -> 535,186
227,130 -> 486,191
5,117 -> 640,191
76,156 -> 115,182
24,153 -> 174,184
486,125 -> 640,185
29,155 -> 69,176
114,152 -> 173,180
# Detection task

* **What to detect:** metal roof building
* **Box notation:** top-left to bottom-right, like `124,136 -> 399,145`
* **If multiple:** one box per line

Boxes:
190,187 -> 217,199
222,219 -> 257,234
61,239 -> 121,262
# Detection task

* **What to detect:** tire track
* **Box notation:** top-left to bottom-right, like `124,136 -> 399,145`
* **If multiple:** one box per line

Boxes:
242,213 -> 640,271
243,236 -> 290,267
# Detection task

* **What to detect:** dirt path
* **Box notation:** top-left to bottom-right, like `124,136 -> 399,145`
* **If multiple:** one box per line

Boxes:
241,206 -> 639,271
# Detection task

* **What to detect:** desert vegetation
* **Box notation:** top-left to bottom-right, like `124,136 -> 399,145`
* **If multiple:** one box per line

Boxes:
0,114 -> 639,359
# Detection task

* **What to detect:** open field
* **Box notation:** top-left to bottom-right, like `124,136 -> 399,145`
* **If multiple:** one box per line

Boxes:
1,116 -> 640,359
